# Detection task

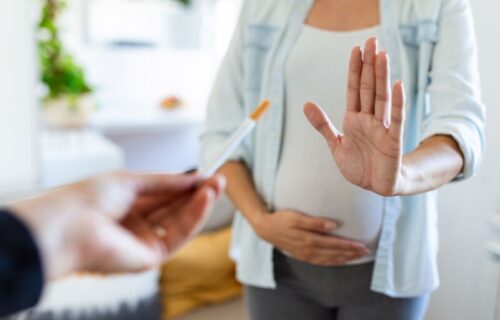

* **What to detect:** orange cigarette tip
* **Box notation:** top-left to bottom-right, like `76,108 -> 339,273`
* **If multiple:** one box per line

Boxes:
250,100 -> 271,121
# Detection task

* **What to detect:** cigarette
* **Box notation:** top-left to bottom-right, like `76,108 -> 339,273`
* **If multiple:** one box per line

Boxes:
199,100 -> 271,178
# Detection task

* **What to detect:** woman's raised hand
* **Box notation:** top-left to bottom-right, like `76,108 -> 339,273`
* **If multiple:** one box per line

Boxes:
304,37 -> 407,196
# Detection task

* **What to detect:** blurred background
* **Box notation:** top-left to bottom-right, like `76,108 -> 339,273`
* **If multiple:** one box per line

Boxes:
0,0 -> 498,319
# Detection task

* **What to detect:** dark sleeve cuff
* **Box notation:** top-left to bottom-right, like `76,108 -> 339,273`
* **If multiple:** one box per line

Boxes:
0,208 -> 44,317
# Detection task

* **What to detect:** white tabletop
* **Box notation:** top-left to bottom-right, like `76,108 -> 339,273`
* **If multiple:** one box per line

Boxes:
41,129 -> 124,188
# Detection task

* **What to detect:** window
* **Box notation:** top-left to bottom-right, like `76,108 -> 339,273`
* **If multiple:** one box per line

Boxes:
83,0 -> 212,50
61,0 -> 242,115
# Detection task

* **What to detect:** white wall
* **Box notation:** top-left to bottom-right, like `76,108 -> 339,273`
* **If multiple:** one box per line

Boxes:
0,0 -> 39,197
426,1 -> 500,319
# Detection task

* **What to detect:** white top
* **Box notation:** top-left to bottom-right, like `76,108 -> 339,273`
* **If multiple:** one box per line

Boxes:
202,0 -> 485,296
274,25 -> 384,264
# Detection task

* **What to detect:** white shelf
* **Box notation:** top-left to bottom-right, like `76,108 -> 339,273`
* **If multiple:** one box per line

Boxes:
90,107 -> 205,135
41,130 -> 124,188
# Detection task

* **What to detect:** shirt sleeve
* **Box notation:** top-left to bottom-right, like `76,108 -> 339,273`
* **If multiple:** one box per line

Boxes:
201,1 -> 251,167
421,0 -> 486,179
0,208 -> 44,317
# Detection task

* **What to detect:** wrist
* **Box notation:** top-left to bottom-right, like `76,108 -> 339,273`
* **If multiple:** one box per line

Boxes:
11,191 -> 87,279
393,166 -> 406,196
395,157 -> 413,196
248,208 -> 271,238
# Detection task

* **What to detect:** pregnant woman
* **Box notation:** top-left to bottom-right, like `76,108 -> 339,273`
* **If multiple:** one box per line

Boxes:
202,0 -> 485,319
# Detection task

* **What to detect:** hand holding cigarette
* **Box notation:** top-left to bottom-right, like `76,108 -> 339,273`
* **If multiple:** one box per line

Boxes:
10,172 -> 226,279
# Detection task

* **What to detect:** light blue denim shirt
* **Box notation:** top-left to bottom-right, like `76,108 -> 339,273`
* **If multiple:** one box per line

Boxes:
202,0 -> 485,297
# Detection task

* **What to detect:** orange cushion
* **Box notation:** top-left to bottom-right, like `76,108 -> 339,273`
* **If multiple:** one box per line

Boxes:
159,227 -> 242,319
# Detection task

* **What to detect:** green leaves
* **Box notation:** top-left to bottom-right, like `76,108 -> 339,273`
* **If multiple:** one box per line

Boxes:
38,0 -> 191,100
38,0 -> 92,100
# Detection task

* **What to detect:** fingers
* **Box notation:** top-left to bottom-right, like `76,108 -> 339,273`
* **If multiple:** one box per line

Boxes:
157,180 -> 222,258
161,186 -> 215,256
347,38 -> 405,139
304,102 -> 340,151
200,174 -> 227,195
146,192 -> 193,225
374,52 -> 391,127
146,175 -> 226,224
292,213 -> 337,233
287,213 -> 370,266
301,248 -> 369,266
130,196 -> 175,218
291,232 -> 370,266
86,217 -> 161,274
346,46 -> 362,112
265,211 -> 370,268
79,175 -> 225,275
389,81 -> 406,139
131,172 -> 199,195
289,211 -> 366,252
360,37 -> 378,114
302,232 -> 370,253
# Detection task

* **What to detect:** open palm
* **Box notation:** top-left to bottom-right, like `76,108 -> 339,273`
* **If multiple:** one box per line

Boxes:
304,38 -> 406,196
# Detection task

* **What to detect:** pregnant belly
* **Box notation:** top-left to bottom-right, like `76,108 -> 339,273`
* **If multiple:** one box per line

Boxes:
273,169 -> 384,249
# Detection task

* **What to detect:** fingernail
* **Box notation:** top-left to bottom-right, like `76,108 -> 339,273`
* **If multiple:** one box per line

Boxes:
216,175 -> 227,190
194,175 -> 207,186
324,222 -> 336,231
362,249 -> 371,255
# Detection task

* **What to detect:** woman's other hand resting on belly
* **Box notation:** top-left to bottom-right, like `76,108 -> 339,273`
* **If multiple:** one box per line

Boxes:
254,210 -> 370,266
219,162 -> 370,266
304,38 -> 464,197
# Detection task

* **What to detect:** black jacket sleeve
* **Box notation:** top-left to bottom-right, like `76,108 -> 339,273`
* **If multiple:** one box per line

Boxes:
0,208 -> 44,317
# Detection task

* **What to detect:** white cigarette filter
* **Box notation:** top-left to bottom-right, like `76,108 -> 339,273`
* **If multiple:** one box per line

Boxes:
200,100 -> 271,178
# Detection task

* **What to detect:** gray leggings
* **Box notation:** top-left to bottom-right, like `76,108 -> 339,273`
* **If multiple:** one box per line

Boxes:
245,250 -> 429,320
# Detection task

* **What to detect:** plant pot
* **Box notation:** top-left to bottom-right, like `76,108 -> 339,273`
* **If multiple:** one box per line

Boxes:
42,94 -> 95,129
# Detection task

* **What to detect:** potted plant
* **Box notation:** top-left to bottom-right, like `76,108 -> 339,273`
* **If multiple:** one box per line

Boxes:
38,0 -> 94,129
38,0 -> 193,129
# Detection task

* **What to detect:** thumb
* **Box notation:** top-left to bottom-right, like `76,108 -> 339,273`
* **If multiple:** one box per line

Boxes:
304,102 -> 340,151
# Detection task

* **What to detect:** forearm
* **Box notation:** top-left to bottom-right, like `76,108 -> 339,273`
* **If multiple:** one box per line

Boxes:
218,161 -> 269,229
10,188 -> 86,280
399,135 -> 464,195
